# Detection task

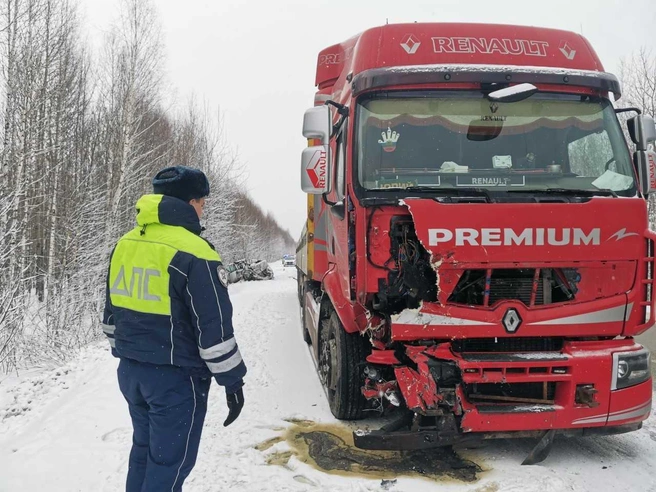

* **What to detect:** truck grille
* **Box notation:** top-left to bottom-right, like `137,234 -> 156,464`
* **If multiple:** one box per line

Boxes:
448,268 -> 578,307
490,273 -> 543,306
451,337 -> 564,353
465,382 -> 557,405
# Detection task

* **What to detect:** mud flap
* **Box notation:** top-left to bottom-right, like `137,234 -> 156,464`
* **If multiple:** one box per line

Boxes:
521,429 -> 556,466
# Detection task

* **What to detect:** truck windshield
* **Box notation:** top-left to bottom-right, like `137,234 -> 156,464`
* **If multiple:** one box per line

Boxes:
356,91 -> 636,196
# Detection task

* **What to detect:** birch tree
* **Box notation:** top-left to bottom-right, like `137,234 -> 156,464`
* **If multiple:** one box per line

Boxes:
0,0 -> 297,371
97,0 -> 166,243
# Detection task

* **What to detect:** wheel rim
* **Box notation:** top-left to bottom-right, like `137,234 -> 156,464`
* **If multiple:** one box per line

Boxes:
319,325 -> 338,395
327,338 -> 338,391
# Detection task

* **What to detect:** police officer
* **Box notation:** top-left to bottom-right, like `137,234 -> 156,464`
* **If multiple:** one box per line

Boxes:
102,166 -> 247,492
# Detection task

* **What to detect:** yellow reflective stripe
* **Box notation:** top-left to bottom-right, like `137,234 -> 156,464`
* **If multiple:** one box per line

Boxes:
122,224 -> 220,262
109,239 -> 175,315
110,226 -> 221,316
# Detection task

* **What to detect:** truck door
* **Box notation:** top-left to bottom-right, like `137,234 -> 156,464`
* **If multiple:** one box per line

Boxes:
327,124 -> 352,303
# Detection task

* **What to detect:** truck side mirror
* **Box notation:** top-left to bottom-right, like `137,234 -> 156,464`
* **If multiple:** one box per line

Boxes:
636,150 -> 656,196
302,105 -> 331,145
301,145 -> 332,194
628,114 -> 656,151
629,115 -> 656,195
301,105 -> 333,194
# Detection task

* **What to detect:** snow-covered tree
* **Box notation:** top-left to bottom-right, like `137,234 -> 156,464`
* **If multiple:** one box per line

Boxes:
619,48 -> 656,226
0,0 -> 293,371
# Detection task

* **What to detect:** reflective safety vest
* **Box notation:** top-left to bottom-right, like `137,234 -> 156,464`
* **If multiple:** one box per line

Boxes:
102,194 -> 246,391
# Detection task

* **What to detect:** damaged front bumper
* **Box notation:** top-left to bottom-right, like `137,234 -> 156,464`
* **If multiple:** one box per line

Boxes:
353,420 -> 643,452
356,338 -> 652,453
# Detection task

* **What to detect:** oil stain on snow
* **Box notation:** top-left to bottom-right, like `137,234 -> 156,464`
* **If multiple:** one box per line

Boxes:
256,419 -> 481,483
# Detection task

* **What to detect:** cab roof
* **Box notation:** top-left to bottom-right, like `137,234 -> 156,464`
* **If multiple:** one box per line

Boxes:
315,23 -> 604,91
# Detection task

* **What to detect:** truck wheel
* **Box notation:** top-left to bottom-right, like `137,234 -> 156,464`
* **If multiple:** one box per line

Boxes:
301,305 -> 312,345
298,277 -> 312,344
318,311 -> 369,420
297,270 -> 304,305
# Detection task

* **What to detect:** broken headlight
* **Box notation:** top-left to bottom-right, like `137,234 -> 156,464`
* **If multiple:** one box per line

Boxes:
612,348 -> 651,390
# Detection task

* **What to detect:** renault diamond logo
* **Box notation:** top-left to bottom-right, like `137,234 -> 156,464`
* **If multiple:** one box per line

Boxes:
559,41 -> 576,60
502,308 -> 522,333
400,34 -> 421,55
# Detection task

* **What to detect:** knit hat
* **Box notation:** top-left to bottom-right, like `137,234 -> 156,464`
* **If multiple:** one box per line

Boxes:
152,166 -> 210,202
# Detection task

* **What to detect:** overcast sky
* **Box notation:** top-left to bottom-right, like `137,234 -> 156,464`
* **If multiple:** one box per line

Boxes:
80,0 -> 656,238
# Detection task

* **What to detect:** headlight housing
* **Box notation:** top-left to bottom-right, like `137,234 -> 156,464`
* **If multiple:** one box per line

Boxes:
611,348 -> 651,390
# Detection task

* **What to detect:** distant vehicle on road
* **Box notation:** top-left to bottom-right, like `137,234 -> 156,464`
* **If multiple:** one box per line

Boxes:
226,259 -> 274,283
282,255 -> 296,267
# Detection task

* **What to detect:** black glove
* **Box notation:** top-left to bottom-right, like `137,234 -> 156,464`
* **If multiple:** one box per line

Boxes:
223,387 -> 244,427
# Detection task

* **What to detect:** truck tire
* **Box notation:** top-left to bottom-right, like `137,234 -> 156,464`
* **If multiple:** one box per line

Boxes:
298,276 -> 312,344
319,310 -> 369,420
301,305 -> 312,345
297,270 -> 304,305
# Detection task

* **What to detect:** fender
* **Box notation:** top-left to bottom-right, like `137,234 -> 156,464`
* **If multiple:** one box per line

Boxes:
322,266 -> 368,334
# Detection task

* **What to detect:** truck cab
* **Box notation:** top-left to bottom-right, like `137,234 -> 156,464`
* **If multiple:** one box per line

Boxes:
297,23 -> 656,460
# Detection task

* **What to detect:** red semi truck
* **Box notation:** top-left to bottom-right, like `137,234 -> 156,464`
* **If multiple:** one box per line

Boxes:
296,23 -> 656,463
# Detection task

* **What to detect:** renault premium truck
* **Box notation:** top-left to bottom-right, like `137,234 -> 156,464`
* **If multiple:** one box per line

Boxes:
296,23 -> 656,463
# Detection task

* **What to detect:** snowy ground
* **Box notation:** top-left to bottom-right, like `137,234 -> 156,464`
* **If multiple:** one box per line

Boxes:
2,265 -> 656,491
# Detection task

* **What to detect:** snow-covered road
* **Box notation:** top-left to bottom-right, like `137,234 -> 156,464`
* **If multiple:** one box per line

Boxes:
1,266 -> 656,491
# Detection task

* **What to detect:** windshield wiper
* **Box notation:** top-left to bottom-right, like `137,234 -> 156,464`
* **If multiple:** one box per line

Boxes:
403,186 -> 494,201
507,188 -> 619,198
